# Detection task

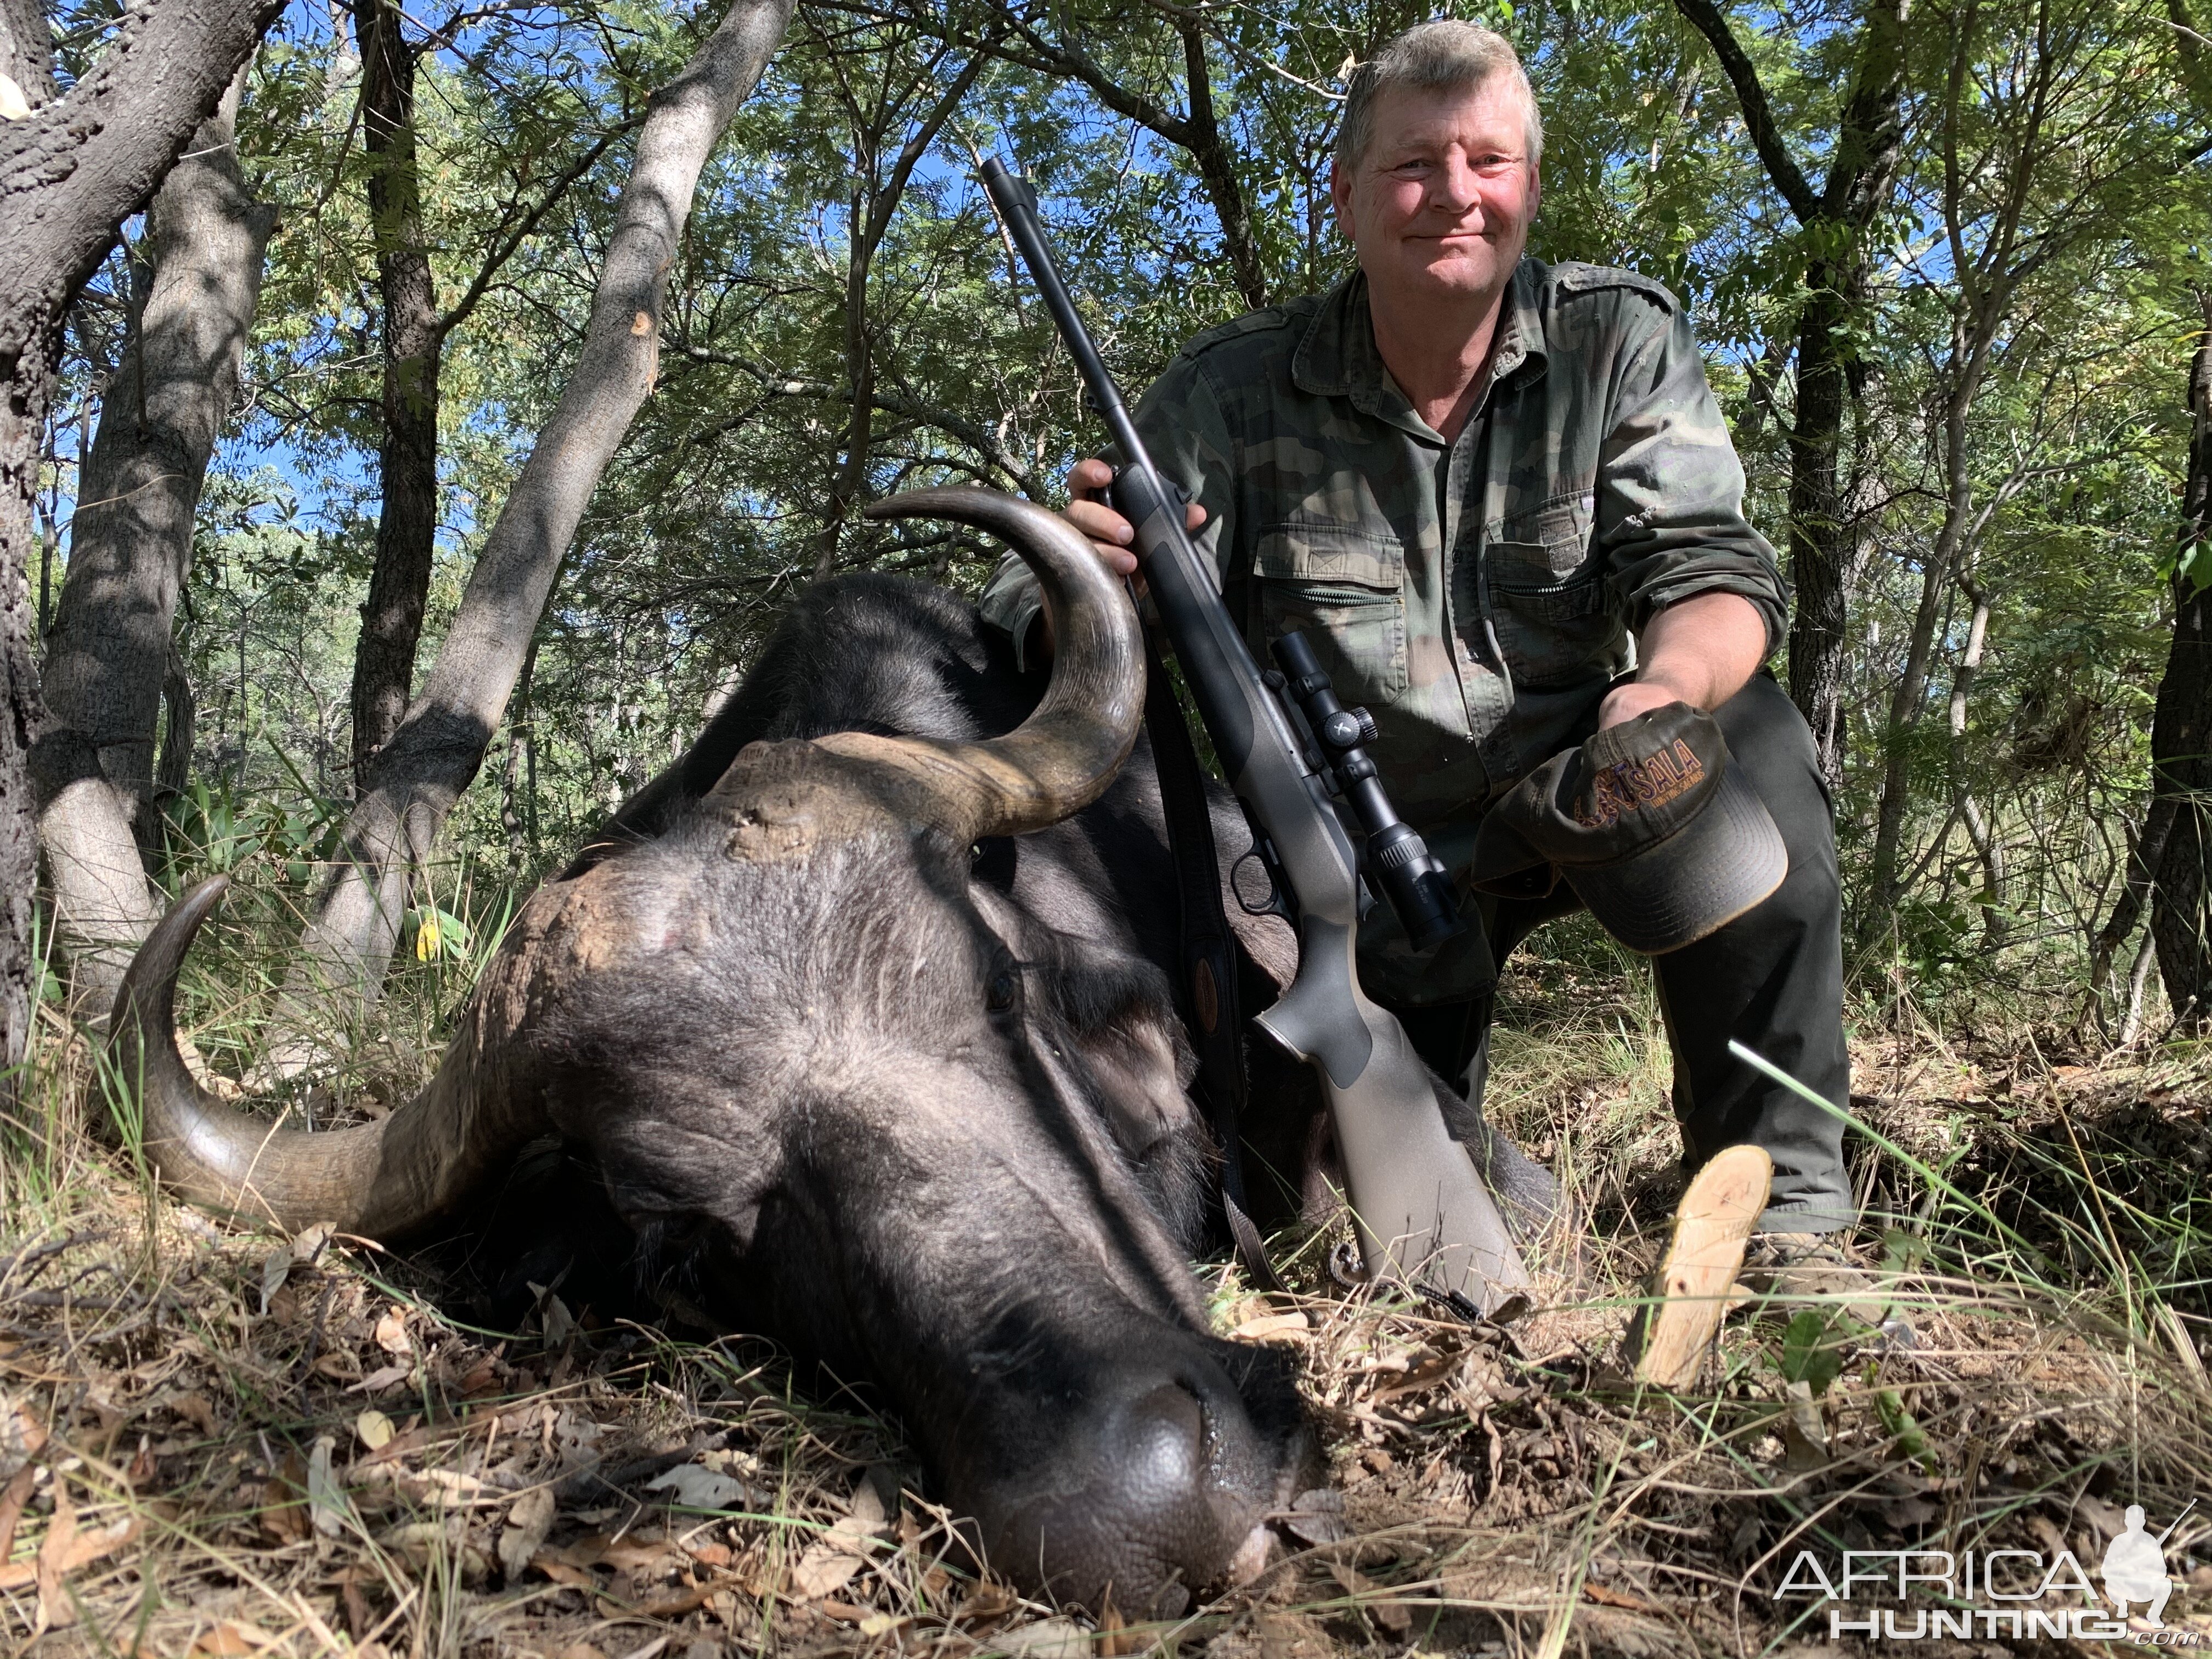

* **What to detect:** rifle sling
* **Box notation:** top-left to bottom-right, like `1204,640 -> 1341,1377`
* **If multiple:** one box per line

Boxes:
1142,627 -> 1283,1294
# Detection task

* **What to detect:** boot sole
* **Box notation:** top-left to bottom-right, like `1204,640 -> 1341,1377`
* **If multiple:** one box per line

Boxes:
1626,1144 -> 1774,1391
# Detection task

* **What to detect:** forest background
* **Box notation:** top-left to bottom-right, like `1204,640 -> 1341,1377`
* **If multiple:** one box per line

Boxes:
9,0 -> 2212,1101
4,0 -> 2212,1651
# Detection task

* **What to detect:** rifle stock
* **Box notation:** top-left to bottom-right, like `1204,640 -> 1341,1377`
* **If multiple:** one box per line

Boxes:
980,157 -> 1534,1321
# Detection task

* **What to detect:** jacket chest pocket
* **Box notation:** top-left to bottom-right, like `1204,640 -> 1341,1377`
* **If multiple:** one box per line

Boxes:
1254,526 -> 1409,703
1479,495 -> 1620,689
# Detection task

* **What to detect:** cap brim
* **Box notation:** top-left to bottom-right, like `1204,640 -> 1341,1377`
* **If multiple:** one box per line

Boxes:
1560,763 -> 1788,955
1468,816 -> 1561,901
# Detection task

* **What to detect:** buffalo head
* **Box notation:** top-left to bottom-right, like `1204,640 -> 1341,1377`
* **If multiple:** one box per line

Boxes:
112,488 -> 1315,1617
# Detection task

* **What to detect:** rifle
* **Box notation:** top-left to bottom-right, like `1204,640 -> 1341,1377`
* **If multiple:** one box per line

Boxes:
980,156 -> 1534,1322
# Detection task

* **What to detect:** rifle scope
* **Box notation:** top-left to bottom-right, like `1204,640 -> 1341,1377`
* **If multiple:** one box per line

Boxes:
1270,631 -> 1466,953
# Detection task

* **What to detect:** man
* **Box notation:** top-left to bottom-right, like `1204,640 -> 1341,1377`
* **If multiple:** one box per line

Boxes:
981,21 -> 1857,1277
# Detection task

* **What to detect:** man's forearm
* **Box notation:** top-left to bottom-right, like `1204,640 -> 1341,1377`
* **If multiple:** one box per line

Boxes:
1600,591 -> 1767,728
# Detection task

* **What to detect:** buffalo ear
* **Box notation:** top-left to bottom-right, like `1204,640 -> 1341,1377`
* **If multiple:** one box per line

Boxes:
1036,951 -> 1200,1166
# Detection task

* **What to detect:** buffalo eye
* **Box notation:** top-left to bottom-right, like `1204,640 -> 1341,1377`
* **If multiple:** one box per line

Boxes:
986,968 -> 1019,1012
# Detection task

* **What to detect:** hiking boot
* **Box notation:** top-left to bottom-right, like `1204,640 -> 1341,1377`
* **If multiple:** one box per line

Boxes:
1740,1231 -> 1894,1328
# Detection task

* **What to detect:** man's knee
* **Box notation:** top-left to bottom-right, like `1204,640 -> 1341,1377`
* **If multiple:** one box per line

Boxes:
1713,674 -> 1840,929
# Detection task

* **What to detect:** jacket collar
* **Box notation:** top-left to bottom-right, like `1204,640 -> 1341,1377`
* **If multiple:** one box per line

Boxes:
1292,259 -> 1549,439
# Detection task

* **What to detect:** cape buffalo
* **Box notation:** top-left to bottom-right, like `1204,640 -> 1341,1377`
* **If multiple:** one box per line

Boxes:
112,487 -> 1551,1617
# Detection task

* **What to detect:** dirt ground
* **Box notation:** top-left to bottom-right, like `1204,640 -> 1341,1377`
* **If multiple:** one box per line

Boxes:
3,1007 -> 2210,1658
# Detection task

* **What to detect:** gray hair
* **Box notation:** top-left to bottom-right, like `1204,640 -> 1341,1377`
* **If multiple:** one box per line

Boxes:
1335,21 -> 1543,174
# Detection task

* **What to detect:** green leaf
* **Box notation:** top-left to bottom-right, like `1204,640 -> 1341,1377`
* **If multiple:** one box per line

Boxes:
1779,1309 -> 1845,1396
1874,1386 -> 1940,1477
2180,537 -> 2212,598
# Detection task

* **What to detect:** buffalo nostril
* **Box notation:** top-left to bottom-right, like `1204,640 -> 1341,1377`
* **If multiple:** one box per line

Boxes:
1113,1383 -> 1207,1513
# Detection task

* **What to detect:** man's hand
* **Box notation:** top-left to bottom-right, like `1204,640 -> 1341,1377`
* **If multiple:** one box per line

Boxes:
1033,458 -> 1210,659
1063,457 -> 1206,577
1599,591 -> 1767,729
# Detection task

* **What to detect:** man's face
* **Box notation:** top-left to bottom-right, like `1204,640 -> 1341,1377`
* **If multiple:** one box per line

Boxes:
1331,78 -> 1540,314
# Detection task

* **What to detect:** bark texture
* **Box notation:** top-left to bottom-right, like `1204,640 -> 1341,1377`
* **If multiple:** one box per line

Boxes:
347,0 -> 442,789
0,0 -> 281,1074
0,0 -> 51,114
1675,0 -> 1908,784
32,71 -> 273,1022
268,0 -> 795,1064
2093,295 -> 2212,1029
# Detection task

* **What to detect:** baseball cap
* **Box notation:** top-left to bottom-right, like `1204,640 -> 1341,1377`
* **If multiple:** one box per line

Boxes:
1468,702 -> 1787,954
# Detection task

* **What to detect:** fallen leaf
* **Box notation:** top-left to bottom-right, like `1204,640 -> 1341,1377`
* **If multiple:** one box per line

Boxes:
261,1451 -> 312,1545
32,1475 -> 74,1630
307,1435 -> 351,1537
291,1221 -> 336,1264
352,1363 -> 410,1395
632,1582 -> 720,1617
499,1486 -> 555,1579
381,1519 -> 490,1581
859,1612 -> 905,1638
0,1393 -> 45,1477
1781,1378 -> 1829,1471
459,1357 -> 503,1398
0,1508 -> 139,1591
1100,1600 -> 1132,1657
170,1393 -> 218,1437
313,1352 -> 361,1382
541,1294 -> 576,1346
819,1511 -> 884,1551
373,1310 -> 411,1356
1280,1486 -> 1346,1545
789,1543 -> 865,1599
1232,1311 -> 1312,1342
259,1245 -> 292,1316
0,1463 -> 35,1562
189,1621 -> 272,1656
543,1531 -> 678,1574
1584,1581 -> 1665,1615
1327,1562 -> 1412,1635
958,1579 -> 1019,1623
849,1472 -> 891,1528
355,1409 -> 394,1451
996,1617 -> 1090,1658
645,1463 -> 753,1510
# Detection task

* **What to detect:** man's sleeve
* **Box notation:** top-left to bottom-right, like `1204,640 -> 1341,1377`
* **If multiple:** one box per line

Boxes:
1596,305 -> 1787,656
975,354 -> 1240,670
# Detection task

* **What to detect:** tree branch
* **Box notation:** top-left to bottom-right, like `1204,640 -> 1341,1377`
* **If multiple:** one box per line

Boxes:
1669,0 -> 1820,222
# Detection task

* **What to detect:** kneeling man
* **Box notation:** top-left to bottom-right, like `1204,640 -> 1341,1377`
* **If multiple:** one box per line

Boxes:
984,20 -> 1855,1284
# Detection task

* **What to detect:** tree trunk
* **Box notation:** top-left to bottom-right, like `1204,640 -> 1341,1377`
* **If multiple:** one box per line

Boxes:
0,0 -> 50,115
0,0 -> 281,1074
1947,562 -> 2006,946
347,0 -> 442,790
31,68 -> 273,1023
1784,281 -> 1854,781
809,35 -> 991,579
1674,0 -> 1906,785
2143,294 -> 2212,1028
263,0 -> 795,1070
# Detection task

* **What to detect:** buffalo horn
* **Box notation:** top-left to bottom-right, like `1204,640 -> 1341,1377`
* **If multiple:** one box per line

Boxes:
110,874 -> 546,1239
844,488 -> 1144,839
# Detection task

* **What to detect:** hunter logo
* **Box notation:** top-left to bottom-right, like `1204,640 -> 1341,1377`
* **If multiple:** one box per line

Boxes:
1576,738 -> 1706,830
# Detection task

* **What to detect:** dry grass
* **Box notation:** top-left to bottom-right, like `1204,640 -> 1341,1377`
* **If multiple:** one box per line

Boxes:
4,919 -> 2212,1658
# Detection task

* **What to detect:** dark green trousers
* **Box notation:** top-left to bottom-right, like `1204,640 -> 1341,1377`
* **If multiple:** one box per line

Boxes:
1386,674 -> 1854,1234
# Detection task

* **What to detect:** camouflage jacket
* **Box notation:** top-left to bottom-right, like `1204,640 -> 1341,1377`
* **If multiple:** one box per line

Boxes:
980,257 -> 1785,1000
